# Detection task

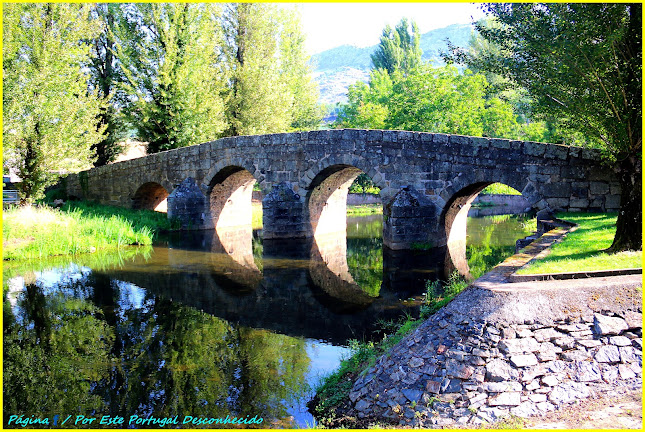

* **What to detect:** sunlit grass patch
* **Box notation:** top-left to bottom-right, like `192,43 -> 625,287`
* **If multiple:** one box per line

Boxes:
517,212 -> 642,274
346,203 -> 382,216
3,203 -> 166,261
480,183 -> 522,195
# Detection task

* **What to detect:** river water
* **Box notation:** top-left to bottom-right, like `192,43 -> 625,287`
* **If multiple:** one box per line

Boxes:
3,213 -> 535,428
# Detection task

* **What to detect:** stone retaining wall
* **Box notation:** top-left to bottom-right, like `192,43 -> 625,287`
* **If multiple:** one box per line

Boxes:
342,284 -> 642,427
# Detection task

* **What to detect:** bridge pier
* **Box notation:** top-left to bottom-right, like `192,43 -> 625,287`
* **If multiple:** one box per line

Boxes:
382,186 -> 442,250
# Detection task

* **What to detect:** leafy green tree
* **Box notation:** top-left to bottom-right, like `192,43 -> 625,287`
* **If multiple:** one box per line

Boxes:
337,65 -> 519,138
2,3 -> 106,203
452,3 -> 641,252
88,4 -> 128,166
371,18 -> 422,75
116,3 -> 227,154
220,3 -> 322,136
279,8 -> 324,131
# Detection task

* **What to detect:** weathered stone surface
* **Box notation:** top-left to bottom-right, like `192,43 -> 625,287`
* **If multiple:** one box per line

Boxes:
572,361 -> 602,382
510,354 -> 539,367
425,380 -> 441,394
561,349 -> 590,362
446,359 -> 474,379
618,364 -> 637,380
482,381 -> 522,393
577,339 -> 602,349
593,314 -> 629,336
499,338 -> 540,354
486,359 -> 515,382
402,388 -> 423,402
488,392 -> 521,406
409,357 -> 424,368
618,346 -> 637,364
609,336 -> 632,347
533,328 -> 564,342
548,383 -> 590,406
621,311 -> 643,330
595,345 -> 621,363
541,375 -> 560,387
511,401 -> 540,418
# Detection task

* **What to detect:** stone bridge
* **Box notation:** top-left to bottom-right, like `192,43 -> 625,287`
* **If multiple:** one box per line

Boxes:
64,129 -> 620,251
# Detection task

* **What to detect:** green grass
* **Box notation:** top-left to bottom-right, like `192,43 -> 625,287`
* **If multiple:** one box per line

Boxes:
3,202 -> 174,261
517,212 -> 642,274
480,183 -> 522,195
346,203 -> 382,216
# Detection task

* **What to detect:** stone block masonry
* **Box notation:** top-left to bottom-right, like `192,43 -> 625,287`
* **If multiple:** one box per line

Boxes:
62,129 -> 621,250
342,281 -> 642,427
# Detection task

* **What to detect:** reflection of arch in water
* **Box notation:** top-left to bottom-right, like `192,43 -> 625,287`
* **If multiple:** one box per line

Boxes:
132,182 -> 168,212
308,233 -> 376,313
209,228 -> 262,295
441,181 -> 531,279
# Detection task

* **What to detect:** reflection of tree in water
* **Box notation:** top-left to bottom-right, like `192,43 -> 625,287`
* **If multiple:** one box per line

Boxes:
346,237 -> 382,297
3,272 -> 310,427
466,214 -> 533,278
3,283 -> 114,423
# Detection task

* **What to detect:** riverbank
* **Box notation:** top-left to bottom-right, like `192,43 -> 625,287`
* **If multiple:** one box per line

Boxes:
309,217 -> 642,428
2,202 -> 174,261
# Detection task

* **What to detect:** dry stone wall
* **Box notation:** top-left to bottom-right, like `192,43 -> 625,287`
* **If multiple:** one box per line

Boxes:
343,284 -> 642,427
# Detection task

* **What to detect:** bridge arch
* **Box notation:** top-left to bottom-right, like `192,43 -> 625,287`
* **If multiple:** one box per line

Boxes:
303,155 -> 386,238
207,165 -> 257,230
441,179 -> 542,279
132,181 -> 169,212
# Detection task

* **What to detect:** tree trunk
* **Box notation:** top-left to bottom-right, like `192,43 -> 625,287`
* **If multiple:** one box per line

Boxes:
607,156 -> 642,252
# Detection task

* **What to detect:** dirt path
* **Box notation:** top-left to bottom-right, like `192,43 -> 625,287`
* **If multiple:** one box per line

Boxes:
525,390 -> 642,429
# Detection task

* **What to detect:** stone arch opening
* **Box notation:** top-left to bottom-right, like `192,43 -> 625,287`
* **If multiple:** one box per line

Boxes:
208,166 -> 257,230
307,164 -> 372,237
441,182 -> 532,279
132,182 -> 168,212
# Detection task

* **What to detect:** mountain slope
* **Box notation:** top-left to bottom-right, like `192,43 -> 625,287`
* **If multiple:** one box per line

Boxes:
311,23 -> 474,105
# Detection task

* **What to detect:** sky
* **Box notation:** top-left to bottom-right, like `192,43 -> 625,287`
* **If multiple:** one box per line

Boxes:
283,2 -> 487,54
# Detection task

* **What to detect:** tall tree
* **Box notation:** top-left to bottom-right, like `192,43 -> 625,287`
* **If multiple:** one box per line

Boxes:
336,65 -> 519,138
116,3 -> 226,154
2,3 -> 106,203
279,8 -> 324,131
88,4 -> 127,166
450,3 -> 641,252
220,3 -> 321,136
370,18 -> 422,75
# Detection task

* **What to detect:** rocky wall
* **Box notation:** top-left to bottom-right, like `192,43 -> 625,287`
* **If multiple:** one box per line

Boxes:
343,285 -> 642,427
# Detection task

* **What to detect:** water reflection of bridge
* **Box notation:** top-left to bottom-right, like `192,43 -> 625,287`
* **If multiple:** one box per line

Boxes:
99,229 -> 447,344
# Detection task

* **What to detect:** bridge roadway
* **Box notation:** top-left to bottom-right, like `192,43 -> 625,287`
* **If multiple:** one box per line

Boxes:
64,129 -> 620,251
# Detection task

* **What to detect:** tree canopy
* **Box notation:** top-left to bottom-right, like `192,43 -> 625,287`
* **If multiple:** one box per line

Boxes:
446,3 -> 641,251
3,3 -> 106,202
3,3 -> 323,202
370,18 -> 422,75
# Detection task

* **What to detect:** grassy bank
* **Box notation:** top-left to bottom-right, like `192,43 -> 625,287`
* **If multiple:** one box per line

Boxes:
517,212 -> 642,274
3,202 -> 175,261
346,203 -> 382,216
